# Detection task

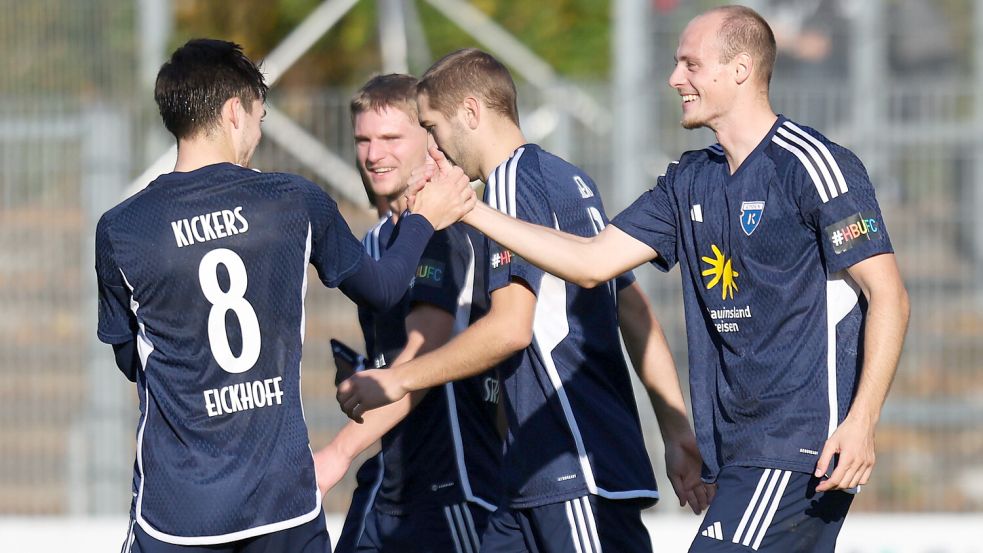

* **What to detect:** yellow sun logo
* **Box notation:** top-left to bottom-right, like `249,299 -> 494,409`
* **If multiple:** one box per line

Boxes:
701,244 -> 739,300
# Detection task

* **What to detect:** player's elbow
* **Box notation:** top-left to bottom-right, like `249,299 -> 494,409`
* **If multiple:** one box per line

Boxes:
495,321 -> 533,353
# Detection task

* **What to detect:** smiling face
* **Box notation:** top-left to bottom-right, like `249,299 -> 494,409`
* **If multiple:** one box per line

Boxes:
353,106 -> 429,200
668,12 -> 738,131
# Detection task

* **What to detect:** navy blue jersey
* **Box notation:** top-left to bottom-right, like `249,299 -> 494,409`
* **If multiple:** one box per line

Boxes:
484,144 -> 657,509
612,116 -> 894,479
95,163 -> 367,544
359,216 -> 502,514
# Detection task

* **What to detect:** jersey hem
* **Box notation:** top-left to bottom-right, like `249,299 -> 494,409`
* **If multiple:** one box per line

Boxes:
136,497 -> 322,546
506,486 -> 658,510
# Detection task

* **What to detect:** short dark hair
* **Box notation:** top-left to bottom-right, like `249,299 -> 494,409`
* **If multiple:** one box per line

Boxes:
350,73 -> 420,126
713,5 -> 777,86
154,39 -> 268,140
418,48 -> 519,126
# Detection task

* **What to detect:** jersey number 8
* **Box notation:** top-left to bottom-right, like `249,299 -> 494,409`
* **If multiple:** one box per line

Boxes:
198,248 -> 261,374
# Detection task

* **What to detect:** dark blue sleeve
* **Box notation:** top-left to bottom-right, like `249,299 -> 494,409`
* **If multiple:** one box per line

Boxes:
305,183 -> 366,288
407,226 -> 468,315
95,214 -> 137,345
338,214 -> 435,311
486,162 -> 552,296
796,144 -> 894,273
611,165 -> 680,272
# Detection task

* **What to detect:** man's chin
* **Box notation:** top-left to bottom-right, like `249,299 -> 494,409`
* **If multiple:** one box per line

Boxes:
681,117 -> 705,130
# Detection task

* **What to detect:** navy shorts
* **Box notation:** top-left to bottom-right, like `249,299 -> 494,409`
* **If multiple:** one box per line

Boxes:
355,502 -> 492,553
121,508 -> 330,553
335,454 -> 385,553
480,495 -> 651,553
690,467 -> 854,553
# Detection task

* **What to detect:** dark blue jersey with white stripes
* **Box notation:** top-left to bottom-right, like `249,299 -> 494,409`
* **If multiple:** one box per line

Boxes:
95,163 -> 367,545
612,116 -> 894,479
359,216 -> 503,515
485,144 -> 658,509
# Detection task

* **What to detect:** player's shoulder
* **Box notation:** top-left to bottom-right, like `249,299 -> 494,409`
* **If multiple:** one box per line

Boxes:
766,117 -> 861,176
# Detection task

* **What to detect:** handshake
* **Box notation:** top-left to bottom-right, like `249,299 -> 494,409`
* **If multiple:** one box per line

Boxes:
403,145 -> 477,230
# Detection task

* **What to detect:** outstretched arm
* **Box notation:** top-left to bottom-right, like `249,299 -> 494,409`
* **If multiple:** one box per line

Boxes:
815,253 -> 909,491
618,282 -> 713,514
337,282 -> 536,420
417,145 -> 657,288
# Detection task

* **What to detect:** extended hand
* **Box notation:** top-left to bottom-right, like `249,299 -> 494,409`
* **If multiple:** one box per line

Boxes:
336,369 -> 408,422
410,145 -> 475,230
814,414 -> 876,492
665,433 -> 714,514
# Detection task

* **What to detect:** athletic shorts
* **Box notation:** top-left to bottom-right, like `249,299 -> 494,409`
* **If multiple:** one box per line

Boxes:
121,508 -> 330,553
480,495 -> 651,553
355,502 -> 491,553
690,466 -> 854,553
335,454 -> 385,553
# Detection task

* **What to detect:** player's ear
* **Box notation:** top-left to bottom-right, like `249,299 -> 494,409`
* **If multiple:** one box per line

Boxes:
223,96 -> 242,129
734,52 -> 752,85
462,96 -> 480,130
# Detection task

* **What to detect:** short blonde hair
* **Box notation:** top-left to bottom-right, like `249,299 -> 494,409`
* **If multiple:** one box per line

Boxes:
418,48 -> 519,125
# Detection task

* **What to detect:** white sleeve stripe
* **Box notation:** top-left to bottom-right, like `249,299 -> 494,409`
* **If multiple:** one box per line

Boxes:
783,121 -> 848,194
776,126 -> 840,201
772,135 -> 830,203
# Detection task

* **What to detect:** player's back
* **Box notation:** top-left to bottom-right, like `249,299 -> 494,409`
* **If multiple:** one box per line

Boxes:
96,162 -> 348,544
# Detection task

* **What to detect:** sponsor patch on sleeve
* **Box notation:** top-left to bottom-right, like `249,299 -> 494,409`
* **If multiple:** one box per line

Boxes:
824,211 -> 882,254
414,259 -> 445,287
490,248 -> 514,270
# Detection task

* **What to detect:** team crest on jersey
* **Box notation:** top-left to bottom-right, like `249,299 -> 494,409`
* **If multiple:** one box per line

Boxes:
740,201 -> 765,235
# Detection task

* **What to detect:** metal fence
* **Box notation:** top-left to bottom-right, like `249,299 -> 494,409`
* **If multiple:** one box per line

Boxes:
1,0 -> 981,518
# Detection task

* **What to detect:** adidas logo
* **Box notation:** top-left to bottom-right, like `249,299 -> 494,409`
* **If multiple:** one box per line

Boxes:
701,521 -> 724,540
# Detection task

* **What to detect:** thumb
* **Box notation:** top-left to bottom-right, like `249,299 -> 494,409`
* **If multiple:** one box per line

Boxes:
429,144 -> 452,173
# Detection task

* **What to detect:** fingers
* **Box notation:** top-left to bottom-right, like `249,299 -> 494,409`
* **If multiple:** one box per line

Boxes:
814,440 -> 837,479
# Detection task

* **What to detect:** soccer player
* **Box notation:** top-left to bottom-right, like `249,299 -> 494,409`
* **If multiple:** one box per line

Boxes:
95,39 -> 473,552
317,74 -> 502,553
336,49 -> 709,552
451,7 -> 911,552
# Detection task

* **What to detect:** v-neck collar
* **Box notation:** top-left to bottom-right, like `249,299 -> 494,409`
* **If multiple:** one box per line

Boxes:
724,115 -> 785,182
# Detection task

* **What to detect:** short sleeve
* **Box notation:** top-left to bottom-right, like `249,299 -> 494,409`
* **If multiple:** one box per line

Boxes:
95,216 -> 136,344
795,145 -> 894,273
303,182 -> 366,287
408,227 -> 465,315
485,161 -> 553,295
611,166 -> 680,272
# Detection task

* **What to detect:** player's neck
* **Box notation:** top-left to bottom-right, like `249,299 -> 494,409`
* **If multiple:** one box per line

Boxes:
478,123 -> 527,182
173,138 -> 239,173
713,103 -> 777,175
387,194 -> 409,223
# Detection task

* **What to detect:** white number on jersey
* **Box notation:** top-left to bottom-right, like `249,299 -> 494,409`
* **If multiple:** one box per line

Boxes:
198,248 -> 261,374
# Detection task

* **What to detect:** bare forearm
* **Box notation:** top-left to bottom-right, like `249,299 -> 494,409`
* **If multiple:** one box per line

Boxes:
849,283 -> 910,424
394,313 -> 523,393
321,394 -> 415,460
619,285 -> 691,439
465,203 -> 620,287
